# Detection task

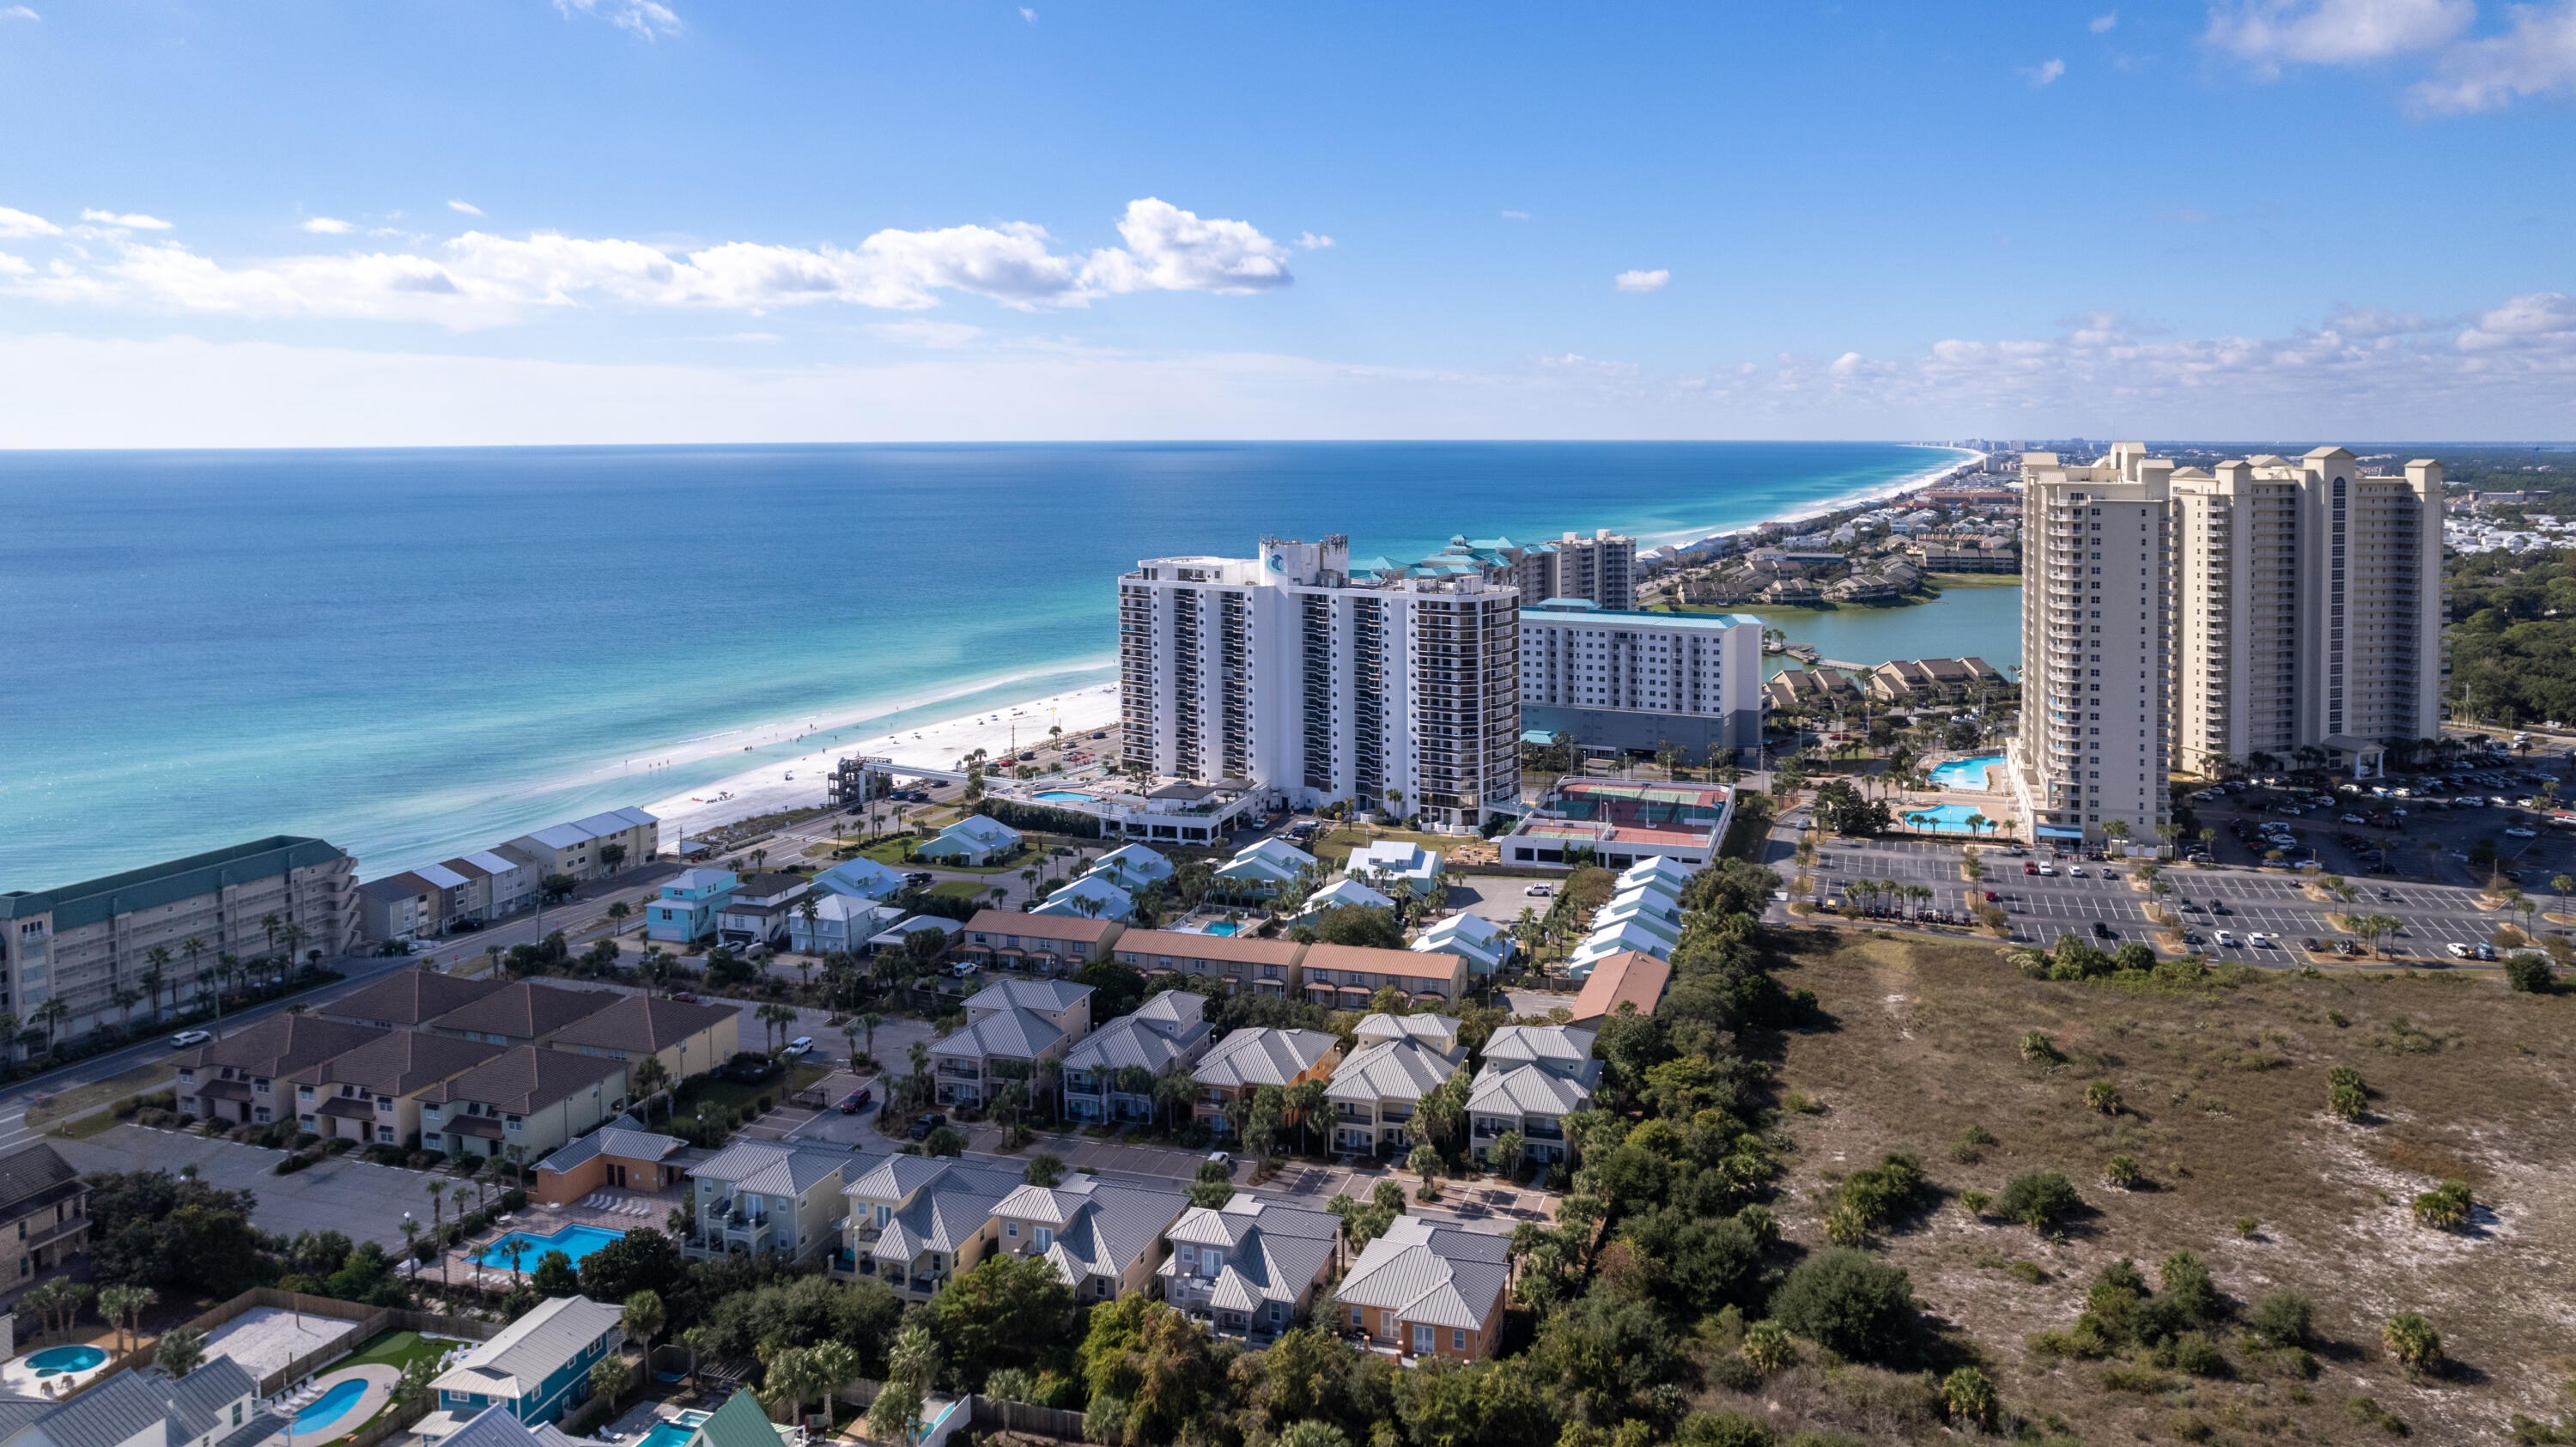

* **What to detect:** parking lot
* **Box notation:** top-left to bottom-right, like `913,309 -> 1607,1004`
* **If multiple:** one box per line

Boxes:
52,1122 -> 445,1244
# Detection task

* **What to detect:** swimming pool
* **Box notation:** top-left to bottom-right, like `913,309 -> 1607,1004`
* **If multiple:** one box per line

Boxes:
291,1378 -> 369,1437
1034,791 -> 1094,803
26,1346 -> 106,1376
1200,921 -> 1238,936
1928,754 -> 2004,790
635,1412 -> 713,1447
474,1222 -> 626,1269
1903,804 -> 1998,835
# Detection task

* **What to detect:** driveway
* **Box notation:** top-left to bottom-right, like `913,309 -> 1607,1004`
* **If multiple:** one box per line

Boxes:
53,1125 -> 448,1247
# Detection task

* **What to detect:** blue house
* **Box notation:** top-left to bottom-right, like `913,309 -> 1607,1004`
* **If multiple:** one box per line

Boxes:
917,815 -> 1022,866
647,867 -> 737,943
432,1293 -> 626,1426
814,855 -> 907,901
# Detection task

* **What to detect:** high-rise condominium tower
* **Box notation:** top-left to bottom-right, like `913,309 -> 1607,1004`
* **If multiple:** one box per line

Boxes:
2010,444 -> 2448,847
1118,537 -> 1522,831
1552,529 -> 1637,609
2171,449 -> 2445,775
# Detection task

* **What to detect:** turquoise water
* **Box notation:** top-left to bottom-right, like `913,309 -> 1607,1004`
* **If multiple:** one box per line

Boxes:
1034,790 -> 1096,802
475,1222 -> 624,1268
1754,582 -> 2022,677
1901,804 -> 2004,834
0,443 -> 1966,882
635,1423 -> 697,1447
1201,921 -> 1239,936
1929,755 -> 2006,789
26,1346 -> 105,1375
291,1377 -> 369,1435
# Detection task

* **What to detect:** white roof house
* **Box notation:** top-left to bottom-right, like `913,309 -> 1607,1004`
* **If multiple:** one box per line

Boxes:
814,855 -> 908,900
1334,1214 -> 1511,1349
1326,1034 -> 1465,1153
1352,1012 -> 1462,1054
1479,1024 -> 1598,1077
1619,854 -> 1695,893
1060,990 -> 1212,1122
1590,900 -> 1682,945
1215,838 -> 1317,889
1192,1027 -> 1341,1091
1298,877 -> 1394,916
1158,1195 -> 1340,1339
919,815 -> 1022,864
1088,844 -> 1176,891
988,1176 -> 1190,1300
1032,873 -> 1134,921
1412,913 -> 1510,974
431,1295 -> 623,1416
1346,840 -> 1443,896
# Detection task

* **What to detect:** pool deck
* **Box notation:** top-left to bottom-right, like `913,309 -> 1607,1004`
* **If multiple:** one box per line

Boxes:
419,1192 -> 682,1294
0,1335 -> 118,1397
289,1362 -> 401,1445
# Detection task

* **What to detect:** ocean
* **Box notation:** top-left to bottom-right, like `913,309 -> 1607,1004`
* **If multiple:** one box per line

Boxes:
0,441 -> 1990,884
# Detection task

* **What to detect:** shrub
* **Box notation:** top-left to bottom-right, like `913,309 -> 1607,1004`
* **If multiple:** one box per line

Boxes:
1769,1249 -> 1916,1362
1959,1189 -> 1991,1217
2169,1331 -> 2226,1377
1949,1123 -> 1995,1164
2166,1409 -> 2212,1443
2005,1260 -> 2046,1285
2411,1179 -> 2473,1231
2347,1396 -> 2408,1436
2327,1064 -> 2369,1121
2158,1249 -> 2221,1322
1822,1201 -> 1868,1247
1677,1411 -> 1774,1447
2085,1079 -> 2123,1115
1833,1152 -> 1927,1232
2020,1030 -> 2063,1062
2103,1153 -> 2143,1189
2384,1312 -> 2444,1371
1741,1318 -> 1796,1375
2504,953 -> 2555,992
2235,1217 -> 2260,1239
2247,1292 -> 2313,1348
1998,1170 -> 2081,1231
1938,1366 -> 1997,1428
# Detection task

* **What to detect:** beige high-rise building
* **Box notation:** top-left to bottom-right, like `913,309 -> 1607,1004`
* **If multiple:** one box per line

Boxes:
2008,446 -> 2174,847
2171,449 -> 2445,776
2010,444 -> 2448,848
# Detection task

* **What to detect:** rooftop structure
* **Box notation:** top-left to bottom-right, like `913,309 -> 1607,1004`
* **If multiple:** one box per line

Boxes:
1334,1214 -> 1511,1361
1504,779 -> 1734,873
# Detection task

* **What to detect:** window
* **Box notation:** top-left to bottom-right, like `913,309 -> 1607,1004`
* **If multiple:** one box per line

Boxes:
1452,1329 -> 1466,1351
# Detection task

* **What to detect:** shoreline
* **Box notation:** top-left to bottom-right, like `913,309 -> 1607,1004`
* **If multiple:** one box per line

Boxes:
394,448 -> 1999,860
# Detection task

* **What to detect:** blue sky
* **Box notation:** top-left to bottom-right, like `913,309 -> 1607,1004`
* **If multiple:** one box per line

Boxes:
2,0 -> 2572,442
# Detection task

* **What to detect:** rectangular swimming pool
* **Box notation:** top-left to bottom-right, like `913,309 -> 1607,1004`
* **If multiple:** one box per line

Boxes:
474,1222 -> 628,1269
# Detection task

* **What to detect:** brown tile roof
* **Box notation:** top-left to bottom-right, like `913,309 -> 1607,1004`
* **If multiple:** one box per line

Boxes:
1110,929 -> 1303,968
545,994 -> 737,1055
321,969 -> 507,1028
965,909 -> 1116,943
173,1015 -> 390,1079
287,1031 -> 504,1097
421,1045 -> 627,1115
426,982 -> 622,1041
1301,943 -> 1464,982
1570,951 -> 1672,1024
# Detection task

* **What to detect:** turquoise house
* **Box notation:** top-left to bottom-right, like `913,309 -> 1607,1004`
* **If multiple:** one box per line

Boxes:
431,1294 -> 626,1426
647,867 -> 737,943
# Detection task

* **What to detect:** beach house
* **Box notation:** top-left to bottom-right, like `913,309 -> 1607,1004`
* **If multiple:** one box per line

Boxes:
318,969 -> 506,1031
360,872 -> 444,943
1467,1024 -> 1600,1169
437,849 -> 542,925
1084,843 -> 1175,893
787,894 -> 904,955
287,1031 -> 502,1149
987,1176 -> 1189,1302
425,981 -> 623,1049
416,1046 -> 629,1164
171,1014 -> 389,1125
918,815 -> 1022,866
1345,840 -> 1443,896
1031,872 -> 1133,922
957,911 -> 1123,974
1109,928 -> 1304,996
682,1140 -> 858,1263
432,1293 -> 625,1426
544,994 -> 739,1081
837,1155 -> 1025,1295
812,854 -> 907,902
1300,943 -> 1468,1009
0,1358 -> 259,1447
714,872 -> 811,948
0,1143 -> 90,1290
1352,1012 -> 1462,1054
1157,1197 -> 1340,1341
1325,1027 -> 1465,1156
1410,912 -> 1511,975
499,808 -> 660,884
1293,876 -> 1394,920
1334,1215 -> 1511,1362
927,977 -> 1094,1109
646,868 -> 735,944
1188,1028 -> 1341,1135
1567,951 -> 1672,1029
1060,989 -> 1212,1124
1212,837 -> 1316,897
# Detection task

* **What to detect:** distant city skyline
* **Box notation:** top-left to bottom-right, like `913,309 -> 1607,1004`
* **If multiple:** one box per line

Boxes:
2,0 -> 2572,444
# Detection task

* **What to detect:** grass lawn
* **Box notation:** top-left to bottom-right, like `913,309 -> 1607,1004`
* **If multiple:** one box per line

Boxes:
671,1061 -> 831,1118
1308,823 -> 1461,868
931,879 -> 997,901
331,1329 -> 459,1438
27,1061 -> 173,1128
1735,925 -> 2576,1445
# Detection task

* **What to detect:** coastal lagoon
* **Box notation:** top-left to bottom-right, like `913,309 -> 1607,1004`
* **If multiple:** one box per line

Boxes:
1751,579 -> 2022,677
0,441 -> 1967,880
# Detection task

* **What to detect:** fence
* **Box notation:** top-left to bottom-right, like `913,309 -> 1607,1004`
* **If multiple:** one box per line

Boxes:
94,1288 -> 491,1401
969,1396 -> 1090,1440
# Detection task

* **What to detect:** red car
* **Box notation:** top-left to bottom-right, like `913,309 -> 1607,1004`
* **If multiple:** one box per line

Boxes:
670,991 -> 700,1004
837,1087 -> 873,1115
1983,891 -> 2000,903
2023,862 -> 2038,875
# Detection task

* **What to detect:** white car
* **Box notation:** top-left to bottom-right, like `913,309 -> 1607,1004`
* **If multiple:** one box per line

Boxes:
2445,942 -> 2474,959
2493,796 -> 2513,806
2069,866 -> 2087,877
2037,863 -> 2057,876
169,1029 -> 213,1049
2246,933 -> 2274,947
2212,931 -> 2239,948
2342,813 -> 2367,824
2505,826 -> 2538,838
1526,884 -> 1554,897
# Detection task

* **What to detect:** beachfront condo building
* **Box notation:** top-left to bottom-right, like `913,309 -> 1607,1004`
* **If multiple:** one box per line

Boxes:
2169,450 -> 2445,777
2008,444 -> 2446,847
1518,598 -> 1764,758
1400,528 -> 1637,611
2008,446 -> 2176,848
1551,528 -> 1639,609
0,836 -> 359,1043
1118,536 -> 1522,832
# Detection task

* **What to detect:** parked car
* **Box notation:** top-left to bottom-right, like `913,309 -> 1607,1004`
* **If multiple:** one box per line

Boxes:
2246,933 -> 2274,948
671,990 -> 700,1004
2024,862 -> 2039,875
170,1029 -> 213,1049
784,1035 -> 815,1057
2209,900 -> 2231,915
2475,943 -> 2497,960
1527,883 -> 1555,897
837,1087 -> 873,1114
2301,938 -> 2324,951
1983,891 -> 1999,903
2505,826 -> 2538,838
2445,942 -> 2474,958
2091,920 -> 2115,939
448,917 -> 483,933
905,872 -> 934,886
2213,931 -> 2239,947
908,1112 -> 948,1140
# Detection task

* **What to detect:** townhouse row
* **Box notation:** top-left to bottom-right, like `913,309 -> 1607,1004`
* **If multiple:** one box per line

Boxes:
171,969 -> 737,1161
360,806 -> 662,943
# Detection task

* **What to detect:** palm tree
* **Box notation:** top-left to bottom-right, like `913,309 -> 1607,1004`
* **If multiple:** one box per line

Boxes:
280,922 -> 309,972
2554,874 -> 2574,926
622,1289 -> 667,1364
33,997 -> 69,1055
1287,1078 -> 1327,1155
141,947 -> 170,1023
631,1055 -> 672,1121
502,1236 -> 531,1287
860,1012 -> 882,1063
99,1284 -> 154,1354
1152,1070 -> 1198,1130
260,912 -> 283,966
179,933 -> 206,1020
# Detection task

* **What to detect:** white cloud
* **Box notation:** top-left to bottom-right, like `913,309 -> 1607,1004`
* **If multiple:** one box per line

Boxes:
554,0 -> 681,40
1296,232 -> 1334,250
82,209 -> 173,230
0,253 -> 27,276
0,205 -> 60,239
1078,198 -> 1293,295
5,199 -> 1296,326
1,7 -> 39,20
447,199 -> 484,216
2405,0 -> 2576,112
869,319 -> 984,349
1501,210 -> 1530,220
2022,57 -> 2068,84
2092,10 -> 2120,30
1019,6 -> 1037,20
2204,0 -> 2471,72
1613,269 -> 1670,294
301,216 -> 355,234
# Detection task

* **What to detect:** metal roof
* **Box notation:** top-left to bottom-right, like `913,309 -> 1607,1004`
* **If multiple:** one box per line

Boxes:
691,1140 -> 854,1196
963,977 -> 1093,1013
0,836 -> 348,930
1326,1038 -> 1462,1105
433,1295 -> 623,1401
1191,1028 -> 1338,1090
536,1122 -> 686,1176
4,1358 -> 258,1447
932,1008 -> 1065,1062
1334,1215 -> 1510,1330
1467,1061 -> 1593,1117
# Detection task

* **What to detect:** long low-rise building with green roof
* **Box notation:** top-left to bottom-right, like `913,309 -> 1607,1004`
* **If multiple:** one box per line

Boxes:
0,835 -> 356,1043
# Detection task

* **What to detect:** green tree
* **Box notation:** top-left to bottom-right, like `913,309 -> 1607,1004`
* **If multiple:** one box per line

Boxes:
621,1289 -> 667,1359
1769,1249 -> 1916,1363
156,1326 -> 208,1379
2384,1312 -> 2444,1373
1998,1170 -> 2081,1231
926,1255 -> 1075,1387
588,1354 -> 637,1408
1024,1152 -> 1066,1187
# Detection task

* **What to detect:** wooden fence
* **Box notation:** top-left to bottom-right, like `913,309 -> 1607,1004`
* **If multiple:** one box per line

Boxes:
969,1396 -> 1091,1440
95,1288 -> 490,1400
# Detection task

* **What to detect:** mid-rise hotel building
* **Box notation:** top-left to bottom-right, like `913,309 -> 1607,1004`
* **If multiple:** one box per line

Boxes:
1119,537 -> 1521,831
2010,444 -> 2446,847
1518,599 -> 1765,758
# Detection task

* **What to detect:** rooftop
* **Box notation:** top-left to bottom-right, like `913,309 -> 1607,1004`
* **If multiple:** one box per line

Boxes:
427,982 -> 624,1041
544,994 -> 738,1056
433,1295 -> 623,1401
420,1045 -> 627,1114
0,836 -> 348,931
321,970 -> 509,1027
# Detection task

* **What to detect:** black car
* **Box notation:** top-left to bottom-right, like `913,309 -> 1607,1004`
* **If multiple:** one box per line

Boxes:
907,1112 -> 949,1140
905,871 -> 934,886
2091,920 -> 2116,939
447,917 -> 483,933
2209,900 -> 2231,915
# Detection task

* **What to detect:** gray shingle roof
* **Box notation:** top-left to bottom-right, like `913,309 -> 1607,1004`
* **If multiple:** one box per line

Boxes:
843,1155 -> 1023,1207
544,994 -> 737,1055
173,1015 -> 390,1080
427,982 -> 622,1041
320,970 -> 508,1028
286,1031 -> 504,1097
999,1179 -> 1187,1284
0,1144 -> 82,1216
419,1045 -> 625,1114
1192,1028 -> 1339,1091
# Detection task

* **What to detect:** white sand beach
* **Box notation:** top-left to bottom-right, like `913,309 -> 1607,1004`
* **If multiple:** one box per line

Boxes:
641,681 -> 1121,838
